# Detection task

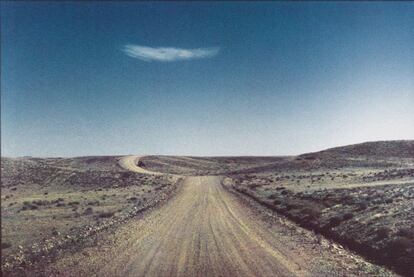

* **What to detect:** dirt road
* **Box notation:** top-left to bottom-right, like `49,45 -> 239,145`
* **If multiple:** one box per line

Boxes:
43,157 -> 395,276
119,155 -> 162,175
95,176 -> 307,276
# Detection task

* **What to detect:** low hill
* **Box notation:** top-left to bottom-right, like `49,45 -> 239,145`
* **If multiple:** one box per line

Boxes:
299,140 -> 414,160
222,140 -> 414,175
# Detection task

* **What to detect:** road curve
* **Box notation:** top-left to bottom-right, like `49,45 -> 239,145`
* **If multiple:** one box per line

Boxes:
119,155 -> 162,175
97,176 -> 306,277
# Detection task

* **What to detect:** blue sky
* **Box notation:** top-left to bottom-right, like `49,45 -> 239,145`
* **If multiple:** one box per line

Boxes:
1,2 -> 413,157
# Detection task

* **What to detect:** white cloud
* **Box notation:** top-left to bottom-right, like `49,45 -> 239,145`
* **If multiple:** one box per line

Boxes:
122,45 -> 220,62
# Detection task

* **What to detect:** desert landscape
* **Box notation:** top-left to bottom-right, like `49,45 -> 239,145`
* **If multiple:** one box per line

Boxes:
1,140 -> 413,276
2,2 -> 413,276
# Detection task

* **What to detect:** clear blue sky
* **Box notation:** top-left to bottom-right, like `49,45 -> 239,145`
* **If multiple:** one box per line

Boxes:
1,2 -> 413,157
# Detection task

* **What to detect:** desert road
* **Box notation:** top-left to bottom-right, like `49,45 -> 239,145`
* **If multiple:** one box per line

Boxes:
43,156 -> 394,277
98,156 -> 304,276
119,155 -> 162,175
95,174 -> 306,276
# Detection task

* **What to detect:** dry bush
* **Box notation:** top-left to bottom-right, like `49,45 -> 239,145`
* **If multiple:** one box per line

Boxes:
98,211 -> 115,218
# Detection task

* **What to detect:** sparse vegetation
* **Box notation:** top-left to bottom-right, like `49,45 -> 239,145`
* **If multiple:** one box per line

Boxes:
1,156 -> 180,273
222,141 -> 414,276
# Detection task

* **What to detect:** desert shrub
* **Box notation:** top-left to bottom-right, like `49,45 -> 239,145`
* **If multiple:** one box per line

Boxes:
56,202 -> 66,207
397,228 -> 414,239
69,201 -> 80,206
286,202 -> 301,210
376,227 -> 391,240
84,207 -> 94,215
384,237 -> 412,256
1,242 -> 12,249
128,196 -> 138,201
301,207 -> 321,219
273,199 -> 282,205
22,201 -> 39,210
343,212 -> 354,221
356,202 -> 368,211
98,211 -> 115,218
32,200 -> 49,206
238,188 -> 246,193
267,194 -> 278,199
325,216 -> 342,229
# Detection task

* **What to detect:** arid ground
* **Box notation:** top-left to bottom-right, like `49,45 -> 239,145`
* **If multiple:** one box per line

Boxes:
1,141 -> 413,276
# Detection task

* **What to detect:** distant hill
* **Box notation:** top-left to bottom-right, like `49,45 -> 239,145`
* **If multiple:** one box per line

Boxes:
299,140 -> 414,160
230,140 -> 414,174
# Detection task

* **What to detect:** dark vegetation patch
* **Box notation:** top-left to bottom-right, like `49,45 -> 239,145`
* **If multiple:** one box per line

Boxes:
97,211 -> 115,218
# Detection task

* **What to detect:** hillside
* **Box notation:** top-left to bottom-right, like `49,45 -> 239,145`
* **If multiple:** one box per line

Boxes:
299,140 -> 414,160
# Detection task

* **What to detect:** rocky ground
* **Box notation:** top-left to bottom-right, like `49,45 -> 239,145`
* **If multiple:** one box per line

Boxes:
1,156 -> 181,274
222,141 -> 414,276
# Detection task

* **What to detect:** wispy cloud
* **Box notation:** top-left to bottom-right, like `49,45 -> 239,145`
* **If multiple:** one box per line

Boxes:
122,45 -> 220,62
